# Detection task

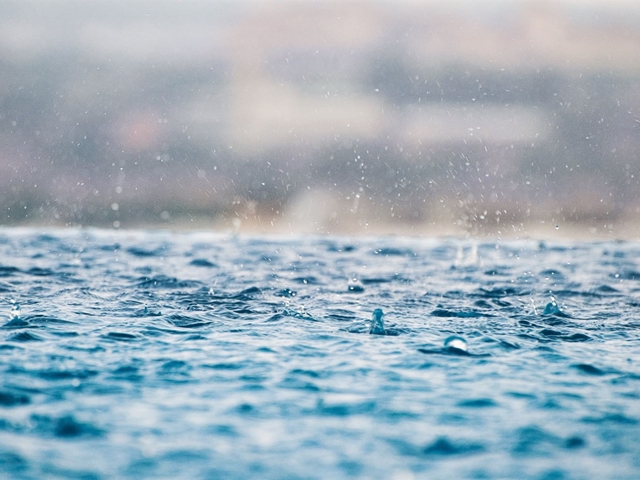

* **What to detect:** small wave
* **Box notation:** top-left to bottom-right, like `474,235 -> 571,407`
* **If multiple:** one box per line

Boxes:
273,288 -> 297,298
135,275 -> 202,289
112,364 -> 141,376
278,376 -> 320,392
512,425 -> 577,455
31,414 -> 103,438
539,268 -> 566,278
475,286 -> 527,298
189,258 -> 217,268
422,437 -> 485,456
0,451 -> 26,473
0,265 -> 20,277
266,309 -> 318,323
203,362 -> 245,370
327,244 -> 356,253
158,360 -> 191,375
582,413 -> 638,425
165,314 -> 210,329
457,398 -> 498,408
2,317 -> 31,329
232,286 -> 262,299
126,246 -> 165,257
103,331 -> 139,341
26,267 -> 56,277
431,308 -> 493,318
316,399 -> 376,416
0,390 -> 30,407
371,247 -> 416,257
7,331 -> 42,342
133,306 -> 162,317
23,315 -> 76,325
325,309 -> 357,322
573,363 -> 607,376
594,285 -> 622,294
539,329 -> 592,342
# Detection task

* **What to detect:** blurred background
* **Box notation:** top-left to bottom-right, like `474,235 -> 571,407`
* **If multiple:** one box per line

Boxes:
1,0 -> 639,237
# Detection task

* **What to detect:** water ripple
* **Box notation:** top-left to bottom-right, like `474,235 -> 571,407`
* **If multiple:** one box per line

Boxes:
0,230 -> 638,478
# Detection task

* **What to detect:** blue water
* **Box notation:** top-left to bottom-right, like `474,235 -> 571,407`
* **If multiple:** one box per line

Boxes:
1,229 -> 639,479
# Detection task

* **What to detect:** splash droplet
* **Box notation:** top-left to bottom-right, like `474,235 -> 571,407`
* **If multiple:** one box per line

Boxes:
10,304 -> 21,320
347,276 -> 365,293
543,296 -> 563,315
369,308 -> 385,335
444,335 -> 468,353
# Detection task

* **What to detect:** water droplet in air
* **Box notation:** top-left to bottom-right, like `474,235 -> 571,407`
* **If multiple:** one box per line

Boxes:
444,335 -> 468,353
348,275 -> 365,293
10,304 -> 21,320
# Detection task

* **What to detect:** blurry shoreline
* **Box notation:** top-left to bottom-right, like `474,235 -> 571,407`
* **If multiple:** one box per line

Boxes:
10,212 -> 640,241
1,0 -> 640,238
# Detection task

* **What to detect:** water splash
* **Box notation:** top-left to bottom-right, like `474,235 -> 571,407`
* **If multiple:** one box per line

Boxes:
10,303 -> 21,320
454,244 -> 479,268
282,308 -> 316,322
543,296 -> 563,316
369,308 -> 385,335
530,297 -> 538,315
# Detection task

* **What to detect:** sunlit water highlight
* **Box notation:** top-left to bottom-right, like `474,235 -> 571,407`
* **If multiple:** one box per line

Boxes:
1,229 -> 639,479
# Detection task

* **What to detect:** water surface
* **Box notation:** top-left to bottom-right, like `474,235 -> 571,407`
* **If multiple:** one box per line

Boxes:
1,229 -> 639,479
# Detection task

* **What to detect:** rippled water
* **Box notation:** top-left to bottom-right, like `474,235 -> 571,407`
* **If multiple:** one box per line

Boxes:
1,229 -> 639,479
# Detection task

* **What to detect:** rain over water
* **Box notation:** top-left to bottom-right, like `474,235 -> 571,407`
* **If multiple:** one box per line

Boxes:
2,1 -> 640,478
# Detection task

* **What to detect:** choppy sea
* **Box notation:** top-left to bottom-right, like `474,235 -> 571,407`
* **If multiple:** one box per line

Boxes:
1,229 -> 639,479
